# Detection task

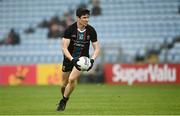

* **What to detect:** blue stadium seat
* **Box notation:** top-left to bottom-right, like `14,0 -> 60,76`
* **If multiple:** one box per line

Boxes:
0,0 -> 180,64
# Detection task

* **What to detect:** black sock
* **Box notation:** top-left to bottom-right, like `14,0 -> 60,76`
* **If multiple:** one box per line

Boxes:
63,96 -> 69,101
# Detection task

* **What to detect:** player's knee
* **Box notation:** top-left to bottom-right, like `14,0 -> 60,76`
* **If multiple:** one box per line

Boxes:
61,84 -> 66,88
68,79 -> 76,85
61,78 -> 68,86
61,81 -> 68,87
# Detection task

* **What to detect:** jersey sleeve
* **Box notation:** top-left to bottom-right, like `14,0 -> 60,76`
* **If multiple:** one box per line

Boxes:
63,27 -> 71,39
90,27 -> 97,42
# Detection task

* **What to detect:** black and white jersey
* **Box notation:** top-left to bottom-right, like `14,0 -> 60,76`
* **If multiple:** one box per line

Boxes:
63,22 -> 97,60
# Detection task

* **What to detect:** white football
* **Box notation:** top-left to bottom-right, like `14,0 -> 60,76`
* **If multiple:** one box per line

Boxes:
77,56 -> 91,71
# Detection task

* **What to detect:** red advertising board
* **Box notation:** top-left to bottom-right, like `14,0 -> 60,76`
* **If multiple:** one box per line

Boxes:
104,64 -> 180,85
0,65 -> 36,85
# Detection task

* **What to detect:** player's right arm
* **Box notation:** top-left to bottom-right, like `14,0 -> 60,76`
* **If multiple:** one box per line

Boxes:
62,37 -> 81,71
62,38 -> 73,61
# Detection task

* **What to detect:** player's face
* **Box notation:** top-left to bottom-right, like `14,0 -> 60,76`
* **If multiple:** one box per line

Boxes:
78,14 -> 89,26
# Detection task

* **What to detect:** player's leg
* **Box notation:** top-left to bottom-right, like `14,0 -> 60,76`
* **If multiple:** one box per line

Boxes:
60,59 -> 73,96
61,71 -> 70,95
57,60 -> 73,111
57,67 -> 81,111
63,67 -> 81,98
57,72 -> 70,112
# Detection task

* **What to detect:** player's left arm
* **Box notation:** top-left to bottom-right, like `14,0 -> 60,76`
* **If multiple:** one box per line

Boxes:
87,41 -> 100,71
91,41 -> 100,60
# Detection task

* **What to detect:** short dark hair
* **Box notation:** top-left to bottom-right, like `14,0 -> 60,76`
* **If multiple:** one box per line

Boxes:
76,8 -> 90,17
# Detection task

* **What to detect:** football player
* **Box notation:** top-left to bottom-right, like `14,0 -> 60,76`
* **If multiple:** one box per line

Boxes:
56,8 -> 100,111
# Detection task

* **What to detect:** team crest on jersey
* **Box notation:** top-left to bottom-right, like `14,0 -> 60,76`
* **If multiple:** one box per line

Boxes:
87,35 -> 90,40
79,34 -> 84,40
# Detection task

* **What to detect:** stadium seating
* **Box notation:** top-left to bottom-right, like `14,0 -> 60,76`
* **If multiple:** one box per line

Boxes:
0,0 -> 180,64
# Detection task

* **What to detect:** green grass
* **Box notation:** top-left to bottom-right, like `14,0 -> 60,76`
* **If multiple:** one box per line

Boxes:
0,84 -> 180,115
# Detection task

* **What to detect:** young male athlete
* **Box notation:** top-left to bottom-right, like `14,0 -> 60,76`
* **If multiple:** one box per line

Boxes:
56,8 -> 100,111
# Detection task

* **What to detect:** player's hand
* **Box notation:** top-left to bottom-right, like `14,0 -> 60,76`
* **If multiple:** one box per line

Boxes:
71,58 -> 81,71
87,59 -> 94,71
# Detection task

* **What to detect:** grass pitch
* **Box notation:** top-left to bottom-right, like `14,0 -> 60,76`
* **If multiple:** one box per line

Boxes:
0,84 -> 180,115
